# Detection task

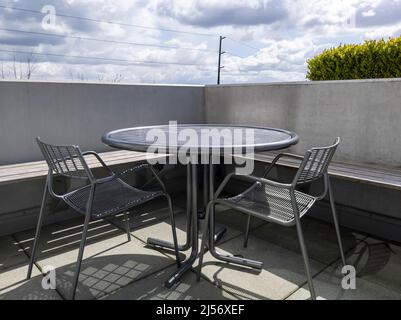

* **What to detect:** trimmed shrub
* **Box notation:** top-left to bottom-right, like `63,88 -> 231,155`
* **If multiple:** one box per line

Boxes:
306,36 -> 401,80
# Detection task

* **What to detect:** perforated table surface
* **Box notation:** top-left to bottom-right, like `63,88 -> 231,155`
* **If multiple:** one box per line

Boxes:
102,124 -> 298,152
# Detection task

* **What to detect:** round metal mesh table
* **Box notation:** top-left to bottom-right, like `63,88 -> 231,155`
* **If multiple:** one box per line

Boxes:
102,124 -> 298,152
102,124 -> 298,288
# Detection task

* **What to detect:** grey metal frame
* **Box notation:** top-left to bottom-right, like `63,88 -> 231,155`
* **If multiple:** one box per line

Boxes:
163,162 -> 199,288
147,164 -> 192,251
27,138 -> 180,300
197,138 -> 345,300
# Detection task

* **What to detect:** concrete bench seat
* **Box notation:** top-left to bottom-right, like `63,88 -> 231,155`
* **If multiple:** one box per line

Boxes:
233,152 -> 401,191
0,150 -> 168,185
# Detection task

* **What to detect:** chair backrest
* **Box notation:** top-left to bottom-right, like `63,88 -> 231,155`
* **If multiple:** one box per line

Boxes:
294,138 -> 340,184
36,138 -> 93,180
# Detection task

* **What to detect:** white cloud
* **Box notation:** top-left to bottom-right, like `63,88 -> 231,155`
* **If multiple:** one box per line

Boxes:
0,0 -> 399,84
151,0 -> 287,27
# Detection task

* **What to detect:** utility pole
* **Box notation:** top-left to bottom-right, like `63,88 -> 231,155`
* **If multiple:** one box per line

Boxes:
217,36 -> 225,85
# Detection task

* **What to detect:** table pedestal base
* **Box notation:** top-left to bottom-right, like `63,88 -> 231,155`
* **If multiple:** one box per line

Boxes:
148,161 -> 263,288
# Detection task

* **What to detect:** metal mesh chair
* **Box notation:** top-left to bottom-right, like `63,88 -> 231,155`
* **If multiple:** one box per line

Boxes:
197,138 -> 345,300
27,138 -> 180,299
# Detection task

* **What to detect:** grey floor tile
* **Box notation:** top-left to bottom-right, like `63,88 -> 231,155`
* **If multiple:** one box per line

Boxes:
287,265 -> 401,300
7,194 -> 398,301
43,234 -> 180,300
287,238 -> 401,300
214,206 -> 267,232
133,207 -> 246,258
0,262 -> 61,300
15,217 -> 124,260
14,197 -> 186,261
250,217 -> 364,265
13,216 -> 183,300
132,212 -> 192,255
41,233 -> 181,300
196,235 -> 325,300
103,265 -> 237,300
0,235 -> 27,271
346,238 -> 401,294
109,197 -> 185,231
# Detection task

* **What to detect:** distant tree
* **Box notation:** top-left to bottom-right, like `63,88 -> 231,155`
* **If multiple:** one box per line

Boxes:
97,73 -> 124,83
1,62 -> 5,79
111,73 -> 124,83
0,53 -> 36,80
25,54 -> 35,80
69,71 -> 86,81
70,72 -> 124,83
12,52 -> 36,80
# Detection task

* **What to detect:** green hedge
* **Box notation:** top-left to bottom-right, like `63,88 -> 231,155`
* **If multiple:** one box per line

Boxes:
306,36 -> 401,80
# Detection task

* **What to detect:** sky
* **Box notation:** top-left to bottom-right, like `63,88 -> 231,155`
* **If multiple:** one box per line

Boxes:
0,0 -> 400,84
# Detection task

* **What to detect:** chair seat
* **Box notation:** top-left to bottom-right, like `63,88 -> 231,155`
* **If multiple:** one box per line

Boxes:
63,177 -> 164,219
221,183 -> 316,225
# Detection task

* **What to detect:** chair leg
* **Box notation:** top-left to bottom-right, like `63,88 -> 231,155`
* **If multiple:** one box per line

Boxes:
27,179 -> 49,279
292,194 -> 316,300
165,194 -> 181,268
71,213 -> 91,300
71,186 -> 94,300
124,211 -> 131,242
327,177 -> 346,266
243,215 -> 251,248
296,222 -> 316,300
197,201 -> 212,282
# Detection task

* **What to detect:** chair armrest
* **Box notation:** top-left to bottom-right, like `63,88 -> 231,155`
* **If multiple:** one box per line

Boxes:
262,152 -> 304,178
214,172 -> 292,200
275,153 -> 304,160
118,163 -> 151,175
82,151 -> 114,176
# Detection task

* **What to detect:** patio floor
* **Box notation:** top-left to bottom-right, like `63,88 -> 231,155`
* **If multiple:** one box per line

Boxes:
1,195 -> 401,300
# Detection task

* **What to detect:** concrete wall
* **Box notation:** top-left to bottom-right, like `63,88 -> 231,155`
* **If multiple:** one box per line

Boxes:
205,79 -> 401,167
0,80 -> 201,235
0,81 -> 205,165
2,79 -> 401,242
205,79 -> 401,243
4,78 -> 400,166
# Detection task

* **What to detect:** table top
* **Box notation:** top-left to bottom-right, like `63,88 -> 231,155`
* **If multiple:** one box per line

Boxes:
102,124 -> 298,153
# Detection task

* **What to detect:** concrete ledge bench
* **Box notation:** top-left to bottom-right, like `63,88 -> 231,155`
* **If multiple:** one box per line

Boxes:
233,152 -> 401,191
0,150 -> 169,186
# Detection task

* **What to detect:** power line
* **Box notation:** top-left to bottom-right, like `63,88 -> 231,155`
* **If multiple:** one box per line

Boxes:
0,4 -> 263,51
0,4 -> 217,38
0,4 -> 264,60
222,72 -> 263,76
0,27 -> 217,53
222,68 -> 277,77
225,51 -> 248,59
225,36 -> 261,51
0,3 -> 267,81
0,48 -> 207,67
